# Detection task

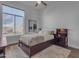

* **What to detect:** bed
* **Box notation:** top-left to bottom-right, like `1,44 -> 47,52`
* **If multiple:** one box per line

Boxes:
18,31 -> 54,57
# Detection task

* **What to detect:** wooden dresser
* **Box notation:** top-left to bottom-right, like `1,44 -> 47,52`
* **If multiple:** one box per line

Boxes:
53,29 -> 68,47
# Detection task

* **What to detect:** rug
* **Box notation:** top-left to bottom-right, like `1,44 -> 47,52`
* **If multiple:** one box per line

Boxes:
5,45 -> 29,58
5,45 -> 71,58
32,45 -> 71,58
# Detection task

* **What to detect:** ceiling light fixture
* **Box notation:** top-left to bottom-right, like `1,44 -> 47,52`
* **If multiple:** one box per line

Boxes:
35,1 -> 47,7
37,1 -> 41,4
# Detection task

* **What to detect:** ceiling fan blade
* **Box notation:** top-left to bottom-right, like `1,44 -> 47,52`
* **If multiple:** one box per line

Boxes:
35,3 -> 38,7
41,1 -> 47,6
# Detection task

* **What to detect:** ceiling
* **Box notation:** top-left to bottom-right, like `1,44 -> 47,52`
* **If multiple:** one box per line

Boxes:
18,1 -> 49,9
17,1 -> 79,10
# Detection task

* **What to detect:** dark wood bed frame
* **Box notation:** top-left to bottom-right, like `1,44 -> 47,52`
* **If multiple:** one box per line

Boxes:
18,39 -> 54,57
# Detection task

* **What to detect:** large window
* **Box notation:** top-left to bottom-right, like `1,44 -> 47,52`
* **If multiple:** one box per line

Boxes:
2,5 -> 24,34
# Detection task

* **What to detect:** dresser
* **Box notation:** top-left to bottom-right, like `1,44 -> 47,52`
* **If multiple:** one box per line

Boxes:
53,29 -> 68,47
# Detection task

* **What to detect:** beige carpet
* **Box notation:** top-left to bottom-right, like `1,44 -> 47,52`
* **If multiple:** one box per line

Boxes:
5,45 -> 71,58
32,45 -> 71,58
5,45 -> 29,58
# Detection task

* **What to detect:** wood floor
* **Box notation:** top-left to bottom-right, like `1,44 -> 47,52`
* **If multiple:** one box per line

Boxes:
68,47 -> 79,58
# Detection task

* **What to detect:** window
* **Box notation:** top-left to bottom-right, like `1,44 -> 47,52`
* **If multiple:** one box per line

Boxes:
28,20 -> 37,32
2,5 -> 24,34
3,14 -> 14,34
15,16 -> 24,34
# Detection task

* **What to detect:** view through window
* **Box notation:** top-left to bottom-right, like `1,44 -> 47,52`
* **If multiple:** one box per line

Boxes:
2,5 -> 24,34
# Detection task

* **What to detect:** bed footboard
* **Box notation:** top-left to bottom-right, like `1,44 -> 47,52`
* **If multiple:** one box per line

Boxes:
18,39 -> 53,57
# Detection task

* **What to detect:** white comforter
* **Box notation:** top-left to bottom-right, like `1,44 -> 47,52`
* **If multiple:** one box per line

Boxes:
20,33 -> 54,46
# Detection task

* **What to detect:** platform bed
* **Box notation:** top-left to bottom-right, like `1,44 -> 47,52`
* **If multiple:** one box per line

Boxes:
18,39 -> 54,57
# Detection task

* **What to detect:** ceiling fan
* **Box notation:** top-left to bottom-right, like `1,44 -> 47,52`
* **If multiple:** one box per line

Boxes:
35,1 -> 47,7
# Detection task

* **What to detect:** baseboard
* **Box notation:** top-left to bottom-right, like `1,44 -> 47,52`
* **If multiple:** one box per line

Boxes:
6,43 -> 18,47
68,44 -> 79,49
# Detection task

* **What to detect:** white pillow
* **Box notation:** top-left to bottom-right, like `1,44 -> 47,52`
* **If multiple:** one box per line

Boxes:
38,30 -> 43,34
38,30 -> 48,35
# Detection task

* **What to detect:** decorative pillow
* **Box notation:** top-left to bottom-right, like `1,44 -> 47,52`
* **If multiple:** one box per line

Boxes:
38,30 -> 44,34
39,30 -> 54,35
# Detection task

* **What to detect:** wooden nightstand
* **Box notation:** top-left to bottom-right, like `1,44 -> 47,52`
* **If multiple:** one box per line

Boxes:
0,38 -> 7,58
0,47 -> 5,58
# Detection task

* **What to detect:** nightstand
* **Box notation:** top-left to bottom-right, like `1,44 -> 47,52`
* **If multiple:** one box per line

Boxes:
0,39 -> 7,58
0,47 -> 5,58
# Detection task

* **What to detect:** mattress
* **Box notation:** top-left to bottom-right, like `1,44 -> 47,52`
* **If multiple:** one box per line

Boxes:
20,33 -> 54,46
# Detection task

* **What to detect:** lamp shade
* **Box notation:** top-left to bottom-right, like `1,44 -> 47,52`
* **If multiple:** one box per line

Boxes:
60,28 -> 64,32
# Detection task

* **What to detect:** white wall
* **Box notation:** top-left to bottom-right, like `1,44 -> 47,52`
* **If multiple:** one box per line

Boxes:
36,9 -> 43,29
42,1 -> 79,49
4,34 -> 21,45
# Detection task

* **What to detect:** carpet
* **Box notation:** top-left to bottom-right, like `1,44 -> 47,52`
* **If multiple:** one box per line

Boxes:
5,45 -> 29,58
32,45 -> 71,58
5,45 -> 71,58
